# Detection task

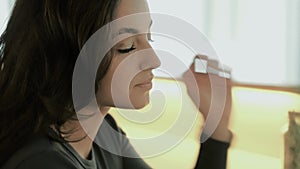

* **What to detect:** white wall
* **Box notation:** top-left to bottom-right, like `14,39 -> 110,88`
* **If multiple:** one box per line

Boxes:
148,0 -> 299,86
0,0 -> 14,34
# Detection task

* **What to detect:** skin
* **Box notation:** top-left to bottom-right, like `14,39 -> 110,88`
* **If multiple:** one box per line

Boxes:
96,0 -> 160,110
65,0 -> 160,159
63,0 -> 232,159
183,55 -> 232,142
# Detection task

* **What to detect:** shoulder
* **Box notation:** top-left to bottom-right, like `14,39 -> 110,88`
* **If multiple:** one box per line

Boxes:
2,136 -> 76,169
13,150 -> 75,169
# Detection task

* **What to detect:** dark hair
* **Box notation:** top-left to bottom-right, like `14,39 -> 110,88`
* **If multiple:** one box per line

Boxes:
0,0 -> 120,165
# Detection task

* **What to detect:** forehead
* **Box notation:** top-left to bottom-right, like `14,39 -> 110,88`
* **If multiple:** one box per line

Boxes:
115,0 -> 150,19
111,0 -> 152,37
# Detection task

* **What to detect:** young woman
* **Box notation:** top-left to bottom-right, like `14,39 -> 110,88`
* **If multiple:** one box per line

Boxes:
0,0 -> 233,168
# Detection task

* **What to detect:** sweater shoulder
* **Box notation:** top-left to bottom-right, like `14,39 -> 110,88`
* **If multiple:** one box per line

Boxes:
2,136 -> 76,169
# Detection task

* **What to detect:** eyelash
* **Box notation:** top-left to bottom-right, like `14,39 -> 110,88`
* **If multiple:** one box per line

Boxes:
117,44 -> 136,54
117,38 -> 155,54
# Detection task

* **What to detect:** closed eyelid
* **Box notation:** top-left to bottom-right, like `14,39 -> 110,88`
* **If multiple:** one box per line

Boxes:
116,42 -> 136,54
115,36 -> 135,47
115,32 -> 152,49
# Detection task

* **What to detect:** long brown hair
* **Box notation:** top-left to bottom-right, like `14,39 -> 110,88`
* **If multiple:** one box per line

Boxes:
0,0 -> 120,165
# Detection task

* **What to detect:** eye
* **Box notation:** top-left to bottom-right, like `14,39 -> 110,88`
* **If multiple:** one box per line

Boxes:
117,43 -> 136,54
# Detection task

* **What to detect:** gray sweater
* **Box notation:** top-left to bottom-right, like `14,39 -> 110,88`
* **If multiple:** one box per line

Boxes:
2,115 -> 229,169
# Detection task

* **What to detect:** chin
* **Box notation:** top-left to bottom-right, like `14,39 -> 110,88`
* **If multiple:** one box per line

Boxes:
133,101 -> 149,109
131,94 -> 150,109
111,92 -> 150,110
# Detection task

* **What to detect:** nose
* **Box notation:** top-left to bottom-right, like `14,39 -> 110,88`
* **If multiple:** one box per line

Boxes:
139,45 -> 161,71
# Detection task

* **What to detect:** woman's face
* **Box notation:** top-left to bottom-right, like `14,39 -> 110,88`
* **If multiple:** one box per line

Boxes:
96,0 -> 161,109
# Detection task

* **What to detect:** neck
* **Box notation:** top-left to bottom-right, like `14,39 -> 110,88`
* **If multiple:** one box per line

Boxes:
61,106 -> 110,159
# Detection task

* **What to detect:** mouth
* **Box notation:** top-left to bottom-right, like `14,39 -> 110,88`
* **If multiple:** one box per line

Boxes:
135,77 -> 153,90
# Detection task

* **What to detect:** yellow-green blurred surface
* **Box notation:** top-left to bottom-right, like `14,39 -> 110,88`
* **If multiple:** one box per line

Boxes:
110,78 -> 300,169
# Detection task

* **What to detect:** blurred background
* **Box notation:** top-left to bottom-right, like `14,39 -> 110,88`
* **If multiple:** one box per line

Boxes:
148,0 -> 300,87
1,0 -> 299,87
148,1 -> 300,168
1,0 -> 299,168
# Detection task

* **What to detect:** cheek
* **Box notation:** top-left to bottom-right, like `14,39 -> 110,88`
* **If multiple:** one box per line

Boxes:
97,55 -> 151,108
98,77 -> 150,109
98,73 -> 136,108
96,76 -> 113,106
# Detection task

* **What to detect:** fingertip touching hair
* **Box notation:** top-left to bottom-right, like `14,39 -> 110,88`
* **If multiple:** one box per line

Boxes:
0,0 -> 120,165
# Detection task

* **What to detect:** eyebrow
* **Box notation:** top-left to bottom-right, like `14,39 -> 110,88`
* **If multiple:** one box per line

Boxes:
116,20 -> 153,36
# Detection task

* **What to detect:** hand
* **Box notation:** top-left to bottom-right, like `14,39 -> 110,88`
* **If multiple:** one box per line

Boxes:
183,55 -> 232,142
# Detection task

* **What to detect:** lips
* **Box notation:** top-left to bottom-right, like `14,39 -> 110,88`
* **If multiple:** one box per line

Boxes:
135,77 -> 153,89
